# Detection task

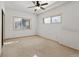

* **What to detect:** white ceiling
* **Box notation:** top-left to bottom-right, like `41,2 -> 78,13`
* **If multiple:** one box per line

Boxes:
4,1 -> 69,14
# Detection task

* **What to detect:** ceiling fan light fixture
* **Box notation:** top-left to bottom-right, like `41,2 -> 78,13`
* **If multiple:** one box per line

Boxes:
35,6 -> 40,10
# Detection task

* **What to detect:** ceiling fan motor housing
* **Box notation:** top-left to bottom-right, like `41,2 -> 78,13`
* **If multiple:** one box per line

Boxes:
36,1 -> 40,7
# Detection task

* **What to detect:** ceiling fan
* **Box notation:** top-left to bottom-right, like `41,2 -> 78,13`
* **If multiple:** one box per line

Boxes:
28,1 -> 48,11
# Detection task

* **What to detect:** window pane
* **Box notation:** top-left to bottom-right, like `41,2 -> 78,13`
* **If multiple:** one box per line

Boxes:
52,16 -> 61,23
14,17 -> 30,30
44,17 -> 51,24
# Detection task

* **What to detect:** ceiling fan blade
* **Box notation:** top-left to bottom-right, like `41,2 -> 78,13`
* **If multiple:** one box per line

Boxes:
28,6 -> 36,8
40,7 -> 45,10
41,3 -> 48,6
32,1 -> 35,4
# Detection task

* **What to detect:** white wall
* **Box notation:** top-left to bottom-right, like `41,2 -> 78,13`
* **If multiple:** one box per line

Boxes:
37,2 -> 79,50
5,8 -> 37,39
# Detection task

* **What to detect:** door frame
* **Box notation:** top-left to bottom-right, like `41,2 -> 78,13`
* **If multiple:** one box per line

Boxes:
1,9 -> 4,47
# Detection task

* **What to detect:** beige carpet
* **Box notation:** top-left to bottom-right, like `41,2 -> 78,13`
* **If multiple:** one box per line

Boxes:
1,36 -> 79,57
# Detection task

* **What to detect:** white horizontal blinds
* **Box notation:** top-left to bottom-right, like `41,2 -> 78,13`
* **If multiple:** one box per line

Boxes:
52,16 -> 61,23
44,17 -> 51,24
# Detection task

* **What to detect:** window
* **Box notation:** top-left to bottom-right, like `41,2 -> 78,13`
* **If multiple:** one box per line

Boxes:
43,15 -> 61,24
14,16 -> 30,30
43,17 -> 51,24
52,16 -> 61,23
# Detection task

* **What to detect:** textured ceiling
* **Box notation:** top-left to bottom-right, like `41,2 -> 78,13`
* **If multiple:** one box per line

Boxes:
5,1 -> 69,14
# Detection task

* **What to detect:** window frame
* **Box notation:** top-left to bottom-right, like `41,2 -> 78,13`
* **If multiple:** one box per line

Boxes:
51,15 -> 62,24
43,15 -> 62,24
13,16 -> 31,31
43,17 -> 52,24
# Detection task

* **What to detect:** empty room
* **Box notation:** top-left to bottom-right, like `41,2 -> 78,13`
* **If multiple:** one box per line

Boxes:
0,0 -> 79,57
